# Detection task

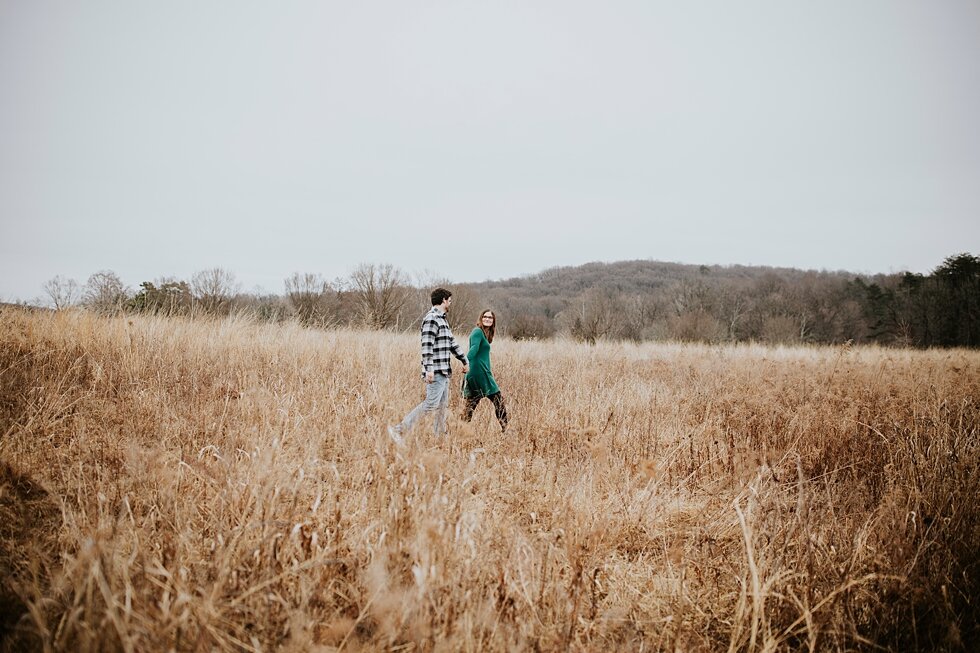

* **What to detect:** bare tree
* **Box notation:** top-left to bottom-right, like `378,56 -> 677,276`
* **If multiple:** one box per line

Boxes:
285,272 -> 332,326
191,268 -> 240,316
722,291 -> 751,341
619,294 -> 662,342
42,275 -> 80,310
561,287 -> 620,345
667,310 -> 727,343
670,279 -> 716,316
348,263 -> 409,329
83,270 -> 129,315
760,315 -> 803,345
508,313 -> 556,340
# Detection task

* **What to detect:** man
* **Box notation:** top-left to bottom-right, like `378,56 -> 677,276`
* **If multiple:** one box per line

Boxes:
389,287 -> 468,444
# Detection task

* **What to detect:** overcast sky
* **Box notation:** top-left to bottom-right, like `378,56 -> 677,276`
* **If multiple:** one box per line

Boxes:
1,0 -> 978,302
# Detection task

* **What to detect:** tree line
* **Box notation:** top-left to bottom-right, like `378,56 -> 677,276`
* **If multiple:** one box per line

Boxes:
37,253 -> 980,349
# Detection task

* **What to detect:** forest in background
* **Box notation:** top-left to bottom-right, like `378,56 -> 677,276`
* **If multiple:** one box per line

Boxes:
32,252 -> 980,349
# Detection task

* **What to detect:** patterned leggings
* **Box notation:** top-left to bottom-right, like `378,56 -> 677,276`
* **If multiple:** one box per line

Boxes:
461,392 -> 508,431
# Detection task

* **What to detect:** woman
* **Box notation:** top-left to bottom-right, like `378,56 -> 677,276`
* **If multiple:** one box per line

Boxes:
461,309 -> 508,431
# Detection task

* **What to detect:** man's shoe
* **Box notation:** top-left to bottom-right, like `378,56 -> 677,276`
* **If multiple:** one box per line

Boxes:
387,425 -> 404,447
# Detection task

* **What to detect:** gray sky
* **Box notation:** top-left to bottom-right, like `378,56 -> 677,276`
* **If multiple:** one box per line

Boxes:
2,0 -> 979,302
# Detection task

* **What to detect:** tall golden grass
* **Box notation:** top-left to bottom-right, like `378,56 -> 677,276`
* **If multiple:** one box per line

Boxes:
1,307 -> 977,651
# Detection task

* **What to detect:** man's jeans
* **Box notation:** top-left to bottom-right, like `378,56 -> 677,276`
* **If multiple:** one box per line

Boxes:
396,373 -> 450,436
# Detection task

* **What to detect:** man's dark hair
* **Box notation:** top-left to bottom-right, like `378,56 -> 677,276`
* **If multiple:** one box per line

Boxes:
431,287 -> 452,306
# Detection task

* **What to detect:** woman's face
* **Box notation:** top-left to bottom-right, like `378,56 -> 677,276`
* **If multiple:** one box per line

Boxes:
481,312 -> 495,326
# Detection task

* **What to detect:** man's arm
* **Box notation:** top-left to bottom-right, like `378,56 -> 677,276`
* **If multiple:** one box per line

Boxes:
421,316 -> 437,374
450,332 -> 469,368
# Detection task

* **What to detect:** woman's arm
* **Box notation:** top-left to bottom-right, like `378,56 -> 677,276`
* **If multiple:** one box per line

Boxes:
467,328 -> 483,363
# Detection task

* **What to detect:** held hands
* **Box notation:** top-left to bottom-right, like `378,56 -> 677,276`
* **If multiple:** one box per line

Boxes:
461,364 -> 469,374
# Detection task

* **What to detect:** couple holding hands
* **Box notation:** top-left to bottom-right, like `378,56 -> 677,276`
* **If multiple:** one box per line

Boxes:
388,287 -> 508,445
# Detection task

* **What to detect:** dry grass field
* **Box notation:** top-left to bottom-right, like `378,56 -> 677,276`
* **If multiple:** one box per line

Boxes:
1,307 -> 977,652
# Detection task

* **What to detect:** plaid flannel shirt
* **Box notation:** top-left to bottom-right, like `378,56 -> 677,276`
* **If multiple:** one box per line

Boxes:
420,307 -> 468,377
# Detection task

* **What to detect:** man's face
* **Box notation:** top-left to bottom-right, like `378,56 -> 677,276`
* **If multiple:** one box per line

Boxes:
442,296 -> 452,312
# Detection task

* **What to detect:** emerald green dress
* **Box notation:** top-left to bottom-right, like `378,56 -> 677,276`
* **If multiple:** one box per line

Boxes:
463,328 -> 500,398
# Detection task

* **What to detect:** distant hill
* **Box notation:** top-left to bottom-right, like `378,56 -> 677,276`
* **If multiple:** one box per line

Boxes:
451,255 -> 978,348
468,259 -> 859,296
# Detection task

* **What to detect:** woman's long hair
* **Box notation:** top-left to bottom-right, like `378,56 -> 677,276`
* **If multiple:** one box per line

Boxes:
476,309 -> 496,343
